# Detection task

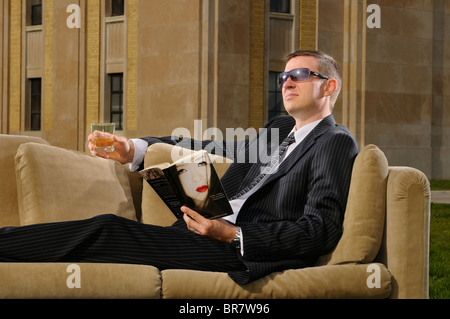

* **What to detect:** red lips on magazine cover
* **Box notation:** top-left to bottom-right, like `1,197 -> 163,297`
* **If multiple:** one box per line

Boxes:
196,185 -> 208,193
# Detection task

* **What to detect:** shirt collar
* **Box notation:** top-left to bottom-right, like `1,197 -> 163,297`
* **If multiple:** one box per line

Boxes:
290,118 -> 323,145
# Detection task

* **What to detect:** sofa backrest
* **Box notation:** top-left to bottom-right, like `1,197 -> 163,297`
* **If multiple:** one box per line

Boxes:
0,134 -> 49,227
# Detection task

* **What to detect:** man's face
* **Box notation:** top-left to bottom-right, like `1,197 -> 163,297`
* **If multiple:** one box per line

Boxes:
282,56 -> 327,119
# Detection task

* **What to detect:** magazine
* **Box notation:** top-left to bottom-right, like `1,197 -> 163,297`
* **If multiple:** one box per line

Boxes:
138,150 -> 234,220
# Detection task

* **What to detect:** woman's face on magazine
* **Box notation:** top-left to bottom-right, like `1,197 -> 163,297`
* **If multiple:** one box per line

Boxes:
177,161 -> 211,202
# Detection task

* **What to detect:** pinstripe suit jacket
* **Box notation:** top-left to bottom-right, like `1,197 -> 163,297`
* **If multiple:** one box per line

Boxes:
141,114 -> 359,284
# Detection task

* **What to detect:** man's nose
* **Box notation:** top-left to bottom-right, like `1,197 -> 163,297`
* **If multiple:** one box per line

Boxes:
283,76 -> 296,89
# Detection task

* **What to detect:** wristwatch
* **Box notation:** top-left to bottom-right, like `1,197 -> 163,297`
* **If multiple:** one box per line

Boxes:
231,226 -> 242,247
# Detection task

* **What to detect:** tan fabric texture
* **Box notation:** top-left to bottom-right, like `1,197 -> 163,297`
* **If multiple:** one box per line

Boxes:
161,263 -> 391,299
381,166 -> 430,299
140,143 -> 231,226
0,135 -> 49,227
126,168 -> 144,221
318,144 -> 389,266
14,142 -> 137,225
0,263 -> 161,299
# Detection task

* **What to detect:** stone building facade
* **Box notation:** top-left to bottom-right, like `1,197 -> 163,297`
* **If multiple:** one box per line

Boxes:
0,0 -> 449,179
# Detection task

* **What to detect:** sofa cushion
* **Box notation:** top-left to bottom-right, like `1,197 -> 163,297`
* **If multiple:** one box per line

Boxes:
0,134 -> 49,227
0,263 -> 161,299
141,143 -> 231,226
318,144 -> 389,265
161,263 -> 391,299
14,142 -> 137,225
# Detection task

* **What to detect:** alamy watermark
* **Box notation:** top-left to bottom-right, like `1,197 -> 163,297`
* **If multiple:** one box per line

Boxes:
66,4 -> 381,29
66,4 -> 81,29
170,120 -> 281,174
366,263 -> 381,289
367,4 -> 381,29
66,264 -> 81,289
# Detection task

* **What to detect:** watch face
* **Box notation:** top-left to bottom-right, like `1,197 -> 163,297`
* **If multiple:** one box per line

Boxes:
234,227 -> 241,241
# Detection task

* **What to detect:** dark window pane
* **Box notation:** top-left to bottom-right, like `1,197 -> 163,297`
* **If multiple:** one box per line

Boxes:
269,72 -> 279,91
268,71 -> 287,120
111,94 -> 122,112
109,74 -> 123,130
29,78 -> 41,131
30,113 -> 41,131
112,76 -> 122,92
31,0 -> 42,25
111,113 -> 122,130
111,0 -> 125,16
31,96 -> 41,112
270,0 -> 290,14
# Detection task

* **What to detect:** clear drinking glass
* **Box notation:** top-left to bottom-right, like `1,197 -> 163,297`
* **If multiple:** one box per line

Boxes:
91,123 -> 115,152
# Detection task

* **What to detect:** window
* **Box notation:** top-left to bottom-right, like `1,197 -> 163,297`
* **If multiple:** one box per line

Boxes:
270,0 -> 291,14
30,0 -> 42,26
109,74 -> 123,130
28,78 -> 42,131
109,0 -> 125,16
268,71 -> 287,120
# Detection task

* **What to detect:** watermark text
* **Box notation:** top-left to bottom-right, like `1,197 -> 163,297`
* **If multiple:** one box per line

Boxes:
66,264 -> 81,289
367,4 -> 381,29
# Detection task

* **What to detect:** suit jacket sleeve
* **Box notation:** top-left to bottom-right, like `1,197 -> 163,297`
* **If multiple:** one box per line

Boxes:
238,129 -> 358,262
136,116 -> 282,170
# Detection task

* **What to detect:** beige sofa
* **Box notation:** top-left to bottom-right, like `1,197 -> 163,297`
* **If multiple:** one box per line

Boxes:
0,134 -> 430,299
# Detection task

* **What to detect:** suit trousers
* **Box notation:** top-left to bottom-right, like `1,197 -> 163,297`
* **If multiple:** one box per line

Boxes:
0,214 -> 247,273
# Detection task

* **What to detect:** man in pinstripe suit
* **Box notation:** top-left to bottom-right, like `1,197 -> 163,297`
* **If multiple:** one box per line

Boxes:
0,50 -> 358,285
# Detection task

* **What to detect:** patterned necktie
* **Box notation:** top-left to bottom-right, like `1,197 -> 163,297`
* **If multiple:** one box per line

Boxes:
230,132 -> 296,200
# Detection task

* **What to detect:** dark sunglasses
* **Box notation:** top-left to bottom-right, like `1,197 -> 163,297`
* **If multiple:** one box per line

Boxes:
278,68 -> 329,87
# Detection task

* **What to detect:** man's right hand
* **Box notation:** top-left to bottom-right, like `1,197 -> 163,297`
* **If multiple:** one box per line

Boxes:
88,131 -> 135,164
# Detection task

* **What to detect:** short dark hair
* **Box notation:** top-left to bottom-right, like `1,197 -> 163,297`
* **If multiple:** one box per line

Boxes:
286,50 -> 342,106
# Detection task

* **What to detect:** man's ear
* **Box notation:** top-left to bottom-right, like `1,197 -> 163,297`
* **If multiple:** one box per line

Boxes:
323,78 -> 338,97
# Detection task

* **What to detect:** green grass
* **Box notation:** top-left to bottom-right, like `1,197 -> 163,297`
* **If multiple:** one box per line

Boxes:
429,203 -> 450,299
429,181 -> 450,299
430,180 -> 450,191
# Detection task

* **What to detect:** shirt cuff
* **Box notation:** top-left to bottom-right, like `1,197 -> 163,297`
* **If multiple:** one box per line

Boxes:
129,138 -> 148,172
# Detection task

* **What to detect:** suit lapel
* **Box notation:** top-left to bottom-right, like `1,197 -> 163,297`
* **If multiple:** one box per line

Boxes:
235,114 -> 336,192
238,117 -> 294,188
262,114 -> 337,186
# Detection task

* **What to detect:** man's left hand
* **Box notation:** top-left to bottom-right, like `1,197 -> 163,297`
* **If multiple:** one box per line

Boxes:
181,206 -> 237,243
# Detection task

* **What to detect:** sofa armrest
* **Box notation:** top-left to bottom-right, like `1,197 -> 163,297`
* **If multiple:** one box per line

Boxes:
376,166 -> 430,299
0,134 -> 49,227
14,142 -> 137,224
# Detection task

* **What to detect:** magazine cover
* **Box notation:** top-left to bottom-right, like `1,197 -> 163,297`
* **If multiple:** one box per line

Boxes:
139,150 -> 233,220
